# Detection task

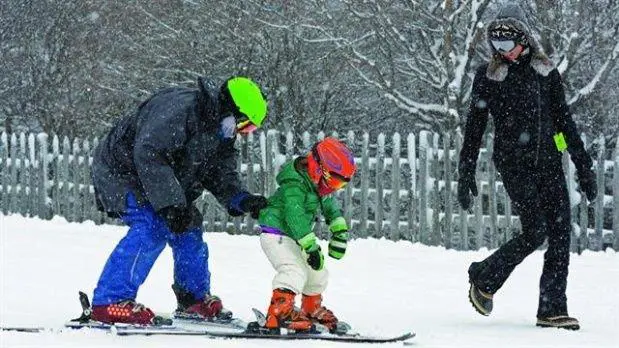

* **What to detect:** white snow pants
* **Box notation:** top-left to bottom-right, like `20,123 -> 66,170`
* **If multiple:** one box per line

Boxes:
260,233 -> 328,295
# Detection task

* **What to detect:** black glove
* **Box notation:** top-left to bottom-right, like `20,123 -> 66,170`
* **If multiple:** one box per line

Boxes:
306,246 -> 325,271
298,232 -> 324,271
457,174 -> 478,210
577,168 -> 597,202
159,205 -> 193,233
240,194 -> 268,219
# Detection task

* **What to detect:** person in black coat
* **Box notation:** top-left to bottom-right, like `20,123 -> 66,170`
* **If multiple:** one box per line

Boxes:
89,76 -> 269,325
458,4 -> 597,330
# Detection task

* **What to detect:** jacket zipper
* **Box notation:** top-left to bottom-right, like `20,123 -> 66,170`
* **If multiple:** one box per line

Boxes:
534,74 -> 542,167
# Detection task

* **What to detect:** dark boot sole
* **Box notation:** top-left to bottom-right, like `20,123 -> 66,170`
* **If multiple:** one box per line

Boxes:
468,283 -> 491,316
536,319 -> 580,331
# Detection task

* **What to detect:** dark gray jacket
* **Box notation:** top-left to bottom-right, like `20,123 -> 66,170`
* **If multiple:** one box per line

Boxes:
92,77 -> 246,215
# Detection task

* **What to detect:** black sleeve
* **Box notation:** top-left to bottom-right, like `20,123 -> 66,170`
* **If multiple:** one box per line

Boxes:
458,66 -> 490,178
199,140 -> 248,209
548,69 -> 593,173
133,102 -> 188,212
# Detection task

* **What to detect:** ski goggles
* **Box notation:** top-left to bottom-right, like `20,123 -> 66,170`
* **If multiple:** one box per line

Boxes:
236,118 -> 258,134
491,39 -> 517,53
322,170 -> 350,190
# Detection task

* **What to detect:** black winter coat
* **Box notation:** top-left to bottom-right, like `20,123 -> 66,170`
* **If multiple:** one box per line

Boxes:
459,59 -> 592,177
92,77 -> 246,215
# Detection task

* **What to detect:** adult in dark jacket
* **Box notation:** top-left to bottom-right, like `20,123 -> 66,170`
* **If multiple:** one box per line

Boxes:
90,76 -> 269,325
458,4 -> 597,330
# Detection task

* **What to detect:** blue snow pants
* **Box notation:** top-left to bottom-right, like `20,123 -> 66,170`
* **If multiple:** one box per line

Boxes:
92,193 -> 210,305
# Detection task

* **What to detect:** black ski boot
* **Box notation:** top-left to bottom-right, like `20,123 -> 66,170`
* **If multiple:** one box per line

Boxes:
536,316 -> 580,330
468,262 -> 493,316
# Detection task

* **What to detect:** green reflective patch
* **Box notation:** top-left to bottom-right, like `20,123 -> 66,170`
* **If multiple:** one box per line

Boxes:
553,132 -> 567,152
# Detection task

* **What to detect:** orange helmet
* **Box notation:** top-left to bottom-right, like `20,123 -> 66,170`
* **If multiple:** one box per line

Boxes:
307,137 -> 356,195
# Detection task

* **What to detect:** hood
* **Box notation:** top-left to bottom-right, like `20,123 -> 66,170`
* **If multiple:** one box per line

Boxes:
196,76 -> 222,127
485,4 -> 554,81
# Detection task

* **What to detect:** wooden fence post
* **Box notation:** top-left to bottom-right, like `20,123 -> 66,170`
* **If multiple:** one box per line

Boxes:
359,133 -> 370,238
389,133 -> 401,240
344,131 -> 355,231
51,135 -> 60,216
406,133 -> 417,243
232,136 -> 243,234
259,131 -> 268,196
1,132 -> 8,214
285,131 -> 294,162
8,133 -> 18,214
614,136 -> 619,250
36,133 -> 50,219
578,134 -> 590,249
594,136 -> 605,250
246,133 -> 256,235
443,133 -> 453,249
81,139 -> 92,222
418,131 -> 430,244
375,134 -> 385,238
18,133 -> 28,216
60,137 -> 71,220
455,133 -> 469,250
430,133 -> 441,246
71,138 -> 83,222
28,134 -> 37,216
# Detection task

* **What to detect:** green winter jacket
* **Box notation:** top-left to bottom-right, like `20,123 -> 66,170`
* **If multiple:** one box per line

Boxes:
258,158 -> 344,242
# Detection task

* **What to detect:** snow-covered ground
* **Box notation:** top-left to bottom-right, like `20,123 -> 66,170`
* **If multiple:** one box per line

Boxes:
1,214 -> 617,348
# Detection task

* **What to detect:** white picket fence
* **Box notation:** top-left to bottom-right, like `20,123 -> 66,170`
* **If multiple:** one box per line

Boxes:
1,130 -> 617,252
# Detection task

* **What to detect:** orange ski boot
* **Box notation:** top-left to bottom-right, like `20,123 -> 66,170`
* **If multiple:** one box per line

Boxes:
301,294 -> 339,332
265,289 -> 313,331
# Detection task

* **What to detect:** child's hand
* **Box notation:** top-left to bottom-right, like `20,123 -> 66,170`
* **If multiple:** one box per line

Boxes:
328,217 -> 349,260
298,232 -> 325,271
328,230 -> 349,260
306,245 -> 325,271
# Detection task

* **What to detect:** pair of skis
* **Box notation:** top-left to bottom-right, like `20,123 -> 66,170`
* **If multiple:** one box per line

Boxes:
1,292 -> 415,344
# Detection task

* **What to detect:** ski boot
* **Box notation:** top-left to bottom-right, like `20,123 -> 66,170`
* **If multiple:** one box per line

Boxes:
172,284 -> 232,320
536,315 -> 580,330
468,262 -> 493,316
91,300 -> 156,325
301,294 -> 340,333
264,288 -> 313,332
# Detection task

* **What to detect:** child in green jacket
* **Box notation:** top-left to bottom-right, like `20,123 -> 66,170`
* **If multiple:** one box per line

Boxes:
257,137 -> 356,332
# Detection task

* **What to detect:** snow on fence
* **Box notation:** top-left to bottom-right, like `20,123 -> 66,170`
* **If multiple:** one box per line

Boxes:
1,130 -> 617,252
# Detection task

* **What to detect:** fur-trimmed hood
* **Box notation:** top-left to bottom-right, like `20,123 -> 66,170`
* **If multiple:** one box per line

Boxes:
486,4 -> 554,81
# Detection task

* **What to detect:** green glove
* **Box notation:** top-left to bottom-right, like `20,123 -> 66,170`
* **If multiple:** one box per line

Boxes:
298,232 -> 324,271
328,217 -> 349,260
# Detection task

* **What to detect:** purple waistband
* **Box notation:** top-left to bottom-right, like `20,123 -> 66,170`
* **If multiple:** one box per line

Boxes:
260,225 -> 284,235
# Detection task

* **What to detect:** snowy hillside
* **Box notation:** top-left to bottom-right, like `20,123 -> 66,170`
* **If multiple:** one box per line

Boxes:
1,214 -> 617,347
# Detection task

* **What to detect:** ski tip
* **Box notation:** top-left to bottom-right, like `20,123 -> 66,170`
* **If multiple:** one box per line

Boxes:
1,327 -> 46,333
401,332 -> 416,344
250,308 -> 266,327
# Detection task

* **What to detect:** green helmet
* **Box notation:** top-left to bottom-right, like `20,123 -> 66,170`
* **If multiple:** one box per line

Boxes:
226,77 -> 267,127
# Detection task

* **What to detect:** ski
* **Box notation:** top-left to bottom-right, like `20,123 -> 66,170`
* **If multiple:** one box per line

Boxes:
3,292 -> 416,344
63,291 -> 248,333
1,327 -> 47,333
116,326 -> 415,343
203,330 -> 415,343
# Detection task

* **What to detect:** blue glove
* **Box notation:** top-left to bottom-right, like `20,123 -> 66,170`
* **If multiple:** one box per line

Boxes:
228,192 -> 268,218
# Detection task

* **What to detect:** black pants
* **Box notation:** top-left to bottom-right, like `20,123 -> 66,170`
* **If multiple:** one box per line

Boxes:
470,164 -> 572,318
